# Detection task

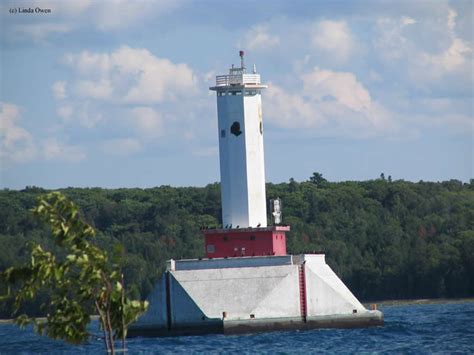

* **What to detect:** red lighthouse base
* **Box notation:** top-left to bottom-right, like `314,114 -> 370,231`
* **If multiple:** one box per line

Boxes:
203,226 -> 290,258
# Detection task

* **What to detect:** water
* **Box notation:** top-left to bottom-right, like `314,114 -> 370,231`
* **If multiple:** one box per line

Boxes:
1,302 -> 473,354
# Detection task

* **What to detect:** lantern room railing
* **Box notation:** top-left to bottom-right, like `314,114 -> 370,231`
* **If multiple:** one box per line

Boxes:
215,74 -> 261,87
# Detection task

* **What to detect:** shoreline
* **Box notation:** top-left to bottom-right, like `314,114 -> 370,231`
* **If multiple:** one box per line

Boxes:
363,297 -> 474,308
2,299 -> 473,324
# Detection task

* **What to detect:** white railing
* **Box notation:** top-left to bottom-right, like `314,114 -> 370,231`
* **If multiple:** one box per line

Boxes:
215,74 -> 261,86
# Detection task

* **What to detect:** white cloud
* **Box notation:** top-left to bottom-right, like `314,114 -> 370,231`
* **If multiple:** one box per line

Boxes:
265,84 -> 324,128
77,103 -> 104,129
101,138 -> 142,156
303,68 -> 371,112
447,8 -> 457,32
375,9 -> 472,80
63,46 -> 197,104
64,51 -> 111,76
0,102 -> 36,163
422,37 -> 472,73
129,107 -> 163,139
420,9 -> 472,75
265,68 -> 396,137
374,16 -> 416,60
242,25 -> 280,51
42,138 -> 86,162
312,20 -> 354,61
400,16 -> 416,26
75,79 -> 113,100
52,81 -> 67,100
0,102 -> 88,164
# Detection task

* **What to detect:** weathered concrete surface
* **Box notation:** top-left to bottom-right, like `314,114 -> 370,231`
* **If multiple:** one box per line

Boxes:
224,311 -> 383,335
304,254 -> 366,316
128,312 -> 383,337
173,264 -> 300,321
129,254 -> 384,337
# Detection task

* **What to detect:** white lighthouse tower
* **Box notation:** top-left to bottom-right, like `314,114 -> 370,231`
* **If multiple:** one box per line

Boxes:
210,51 -> 267,228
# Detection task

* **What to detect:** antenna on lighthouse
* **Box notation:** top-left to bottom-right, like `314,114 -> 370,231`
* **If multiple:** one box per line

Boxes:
239,50 -> 245,69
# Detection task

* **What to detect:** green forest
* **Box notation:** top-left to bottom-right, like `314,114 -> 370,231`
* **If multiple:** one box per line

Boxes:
1,174 -> 473,318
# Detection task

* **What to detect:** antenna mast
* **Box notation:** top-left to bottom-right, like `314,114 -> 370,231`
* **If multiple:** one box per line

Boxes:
239,50 -> 245,70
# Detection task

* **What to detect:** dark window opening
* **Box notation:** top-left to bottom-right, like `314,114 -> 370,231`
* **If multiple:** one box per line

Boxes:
230,121 -> 242,136
250,235 -> 256,240
221,129 -> 226,138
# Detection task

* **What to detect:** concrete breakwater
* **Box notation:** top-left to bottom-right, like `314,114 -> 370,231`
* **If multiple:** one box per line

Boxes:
129,254 -> 383,337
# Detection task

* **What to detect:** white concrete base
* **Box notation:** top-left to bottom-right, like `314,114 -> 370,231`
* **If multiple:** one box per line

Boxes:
129,254 -> 383,337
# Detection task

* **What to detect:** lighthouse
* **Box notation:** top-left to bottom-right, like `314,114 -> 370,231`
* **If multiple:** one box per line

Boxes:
128,53 -> 383,337
210,50 -> 267,228
205,51 -> 288,258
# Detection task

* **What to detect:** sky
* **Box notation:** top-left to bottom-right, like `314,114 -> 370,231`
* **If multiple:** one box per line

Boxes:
0,0 -> 472,189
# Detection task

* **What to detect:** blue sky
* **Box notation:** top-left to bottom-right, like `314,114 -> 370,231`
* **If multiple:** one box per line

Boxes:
0,0 -> 472,189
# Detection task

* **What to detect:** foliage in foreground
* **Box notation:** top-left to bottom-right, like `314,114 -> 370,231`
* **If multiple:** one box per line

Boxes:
0,192 -> 148,353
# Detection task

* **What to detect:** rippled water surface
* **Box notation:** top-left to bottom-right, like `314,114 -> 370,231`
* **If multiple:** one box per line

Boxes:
1,302 -> 473,354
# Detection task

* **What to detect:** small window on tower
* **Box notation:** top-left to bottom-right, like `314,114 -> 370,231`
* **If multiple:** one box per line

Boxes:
221,129 -> 226,138
207,245 -> 215,253
231,91 -> 237,95
250,235 -> 256,240
230,121 -> 242,136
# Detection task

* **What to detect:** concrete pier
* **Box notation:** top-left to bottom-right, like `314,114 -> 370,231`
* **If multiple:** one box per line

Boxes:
128,254 -> 383,337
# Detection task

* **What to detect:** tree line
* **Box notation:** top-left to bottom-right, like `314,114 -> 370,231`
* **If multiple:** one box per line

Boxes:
1,175 -> 473,318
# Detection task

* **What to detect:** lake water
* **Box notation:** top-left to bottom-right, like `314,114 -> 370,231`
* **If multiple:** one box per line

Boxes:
1,302 -> 473,354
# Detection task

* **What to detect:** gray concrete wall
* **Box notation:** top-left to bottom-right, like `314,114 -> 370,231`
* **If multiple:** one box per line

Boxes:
304,254 -> 365,316
171,264 -> 300,321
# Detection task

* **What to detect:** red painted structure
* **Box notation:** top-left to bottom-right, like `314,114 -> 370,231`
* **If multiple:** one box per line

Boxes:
203,226 -> 290,258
